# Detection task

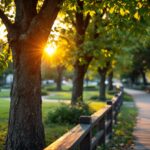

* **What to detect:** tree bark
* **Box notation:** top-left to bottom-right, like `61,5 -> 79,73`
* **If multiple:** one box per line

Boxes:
71,59 -> 91,105
56,66 -> 64,91
141,70 -> 147,86
98,67 -> 107,101
108,70 -> 113,91
5,43 -> 45,150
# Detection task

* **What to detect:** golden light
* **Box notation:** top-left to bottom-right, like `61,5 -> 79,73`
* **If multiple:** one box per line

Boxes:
44,45 -> 56,56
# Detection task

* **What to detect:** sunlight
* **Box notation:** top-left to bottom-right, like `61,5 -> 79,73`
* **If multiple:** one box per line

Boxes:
44,45 -> 56,56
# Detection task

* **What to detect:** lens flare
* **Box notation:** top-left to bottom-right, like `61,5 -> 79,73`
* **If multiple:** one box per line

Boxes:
44,45 -> 55,56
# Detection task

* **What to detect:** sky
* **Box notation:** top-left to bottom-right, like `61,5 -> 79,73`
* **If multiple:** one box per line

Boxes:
0,25 -> 7,41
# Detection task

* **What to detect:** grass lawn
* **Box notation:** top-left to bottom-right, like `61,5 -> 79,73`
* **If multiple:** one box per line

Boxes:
0,87 -> 114,102
0,97 -> 106,149
0,90 -> 10,97
44,90 -> 113,101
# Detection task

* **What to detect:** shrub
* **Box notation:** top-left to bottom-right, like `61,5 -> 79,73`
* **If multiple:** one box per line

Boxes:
41,89 -> 48,96
90,95 -> 99,100
46,87 -> 56,91
45,103 -> 93,125
107,90 -> 115,95
84,85 -> 97,91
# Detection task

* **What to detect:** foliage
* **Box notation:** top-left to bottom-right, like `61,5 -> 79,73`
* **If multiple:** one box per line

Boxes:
41,89 -> 48,96
88,102 -> 106,112
0,124 -> 7,150
84,85 -> 97,91
45,103 -> 92,125
45,124 -> 73,146
0,41 -> 11,75
122,93 -> 133,102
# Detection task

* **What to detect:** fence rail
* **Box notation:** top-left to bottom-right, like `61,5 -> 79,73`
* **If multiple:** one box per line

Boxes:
45,88 -> 123,150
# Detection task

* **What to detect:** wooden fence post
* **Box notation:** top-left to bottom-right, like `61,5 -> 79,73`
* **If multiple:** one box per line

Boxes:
79,116 -> 92,150
114,103 -> 118,125
107,101 -> 113,139
98,115 -> 106,146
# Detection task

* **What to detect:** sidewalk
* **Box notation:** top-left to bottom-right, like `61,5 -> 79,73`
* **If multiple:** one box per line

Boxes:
125,89 -> 150,150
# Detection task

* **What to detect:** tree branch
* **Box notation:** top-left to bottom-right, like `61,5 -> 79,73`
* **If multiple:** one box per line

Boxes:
59,35 -> 71,45
84,13 -> 90,30
0,9 -> 13,32
23,0 -> 64,46
71,18 -> 76,27
22,0 -> 38,21
14,0 -> 24,25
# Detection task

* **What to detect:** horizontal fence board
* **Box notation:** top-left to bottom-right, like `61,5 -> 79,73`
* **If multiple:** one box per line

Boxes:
45,124 -> 91,150
91,106 -> 111,127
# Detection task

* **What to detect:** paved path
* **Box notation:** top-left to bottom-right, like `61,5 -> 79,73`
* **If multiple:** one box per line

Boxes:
125,89 -> 150,150
0,97 -> 70,103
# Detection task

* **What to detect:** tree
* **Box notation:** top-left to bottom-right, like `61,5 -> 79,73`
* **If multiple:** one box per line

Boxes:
96,49 -> 114,100
0,1 -> 64,149
130,45 -> 150,85
108,70 -> 113,91
68,0 -> 92,104
42,24 -> 73,91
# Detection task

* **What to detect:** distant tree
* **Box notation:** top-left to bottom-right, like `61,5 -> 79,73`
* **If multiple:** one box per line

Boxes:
42,26 -> 73,91
108,70 -> 114,91
130,45 -> 150,85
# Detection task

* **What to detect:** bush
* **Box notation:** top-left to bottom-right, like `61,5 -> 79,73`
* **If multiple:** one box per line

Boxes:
107,90 -> 115,95
84,85 -> 97,91
41,89 -> 48,96
90,95 -> 99,100
46,87 -> 56,91
45,103 -> 93,125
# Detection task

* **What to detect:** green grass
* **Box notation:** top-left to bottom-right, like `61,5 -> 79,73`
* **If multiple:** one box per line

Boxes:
46,91 -> 71,100
123,92 -> 133,102
0,100 -> 9,150
43,84 -> 72,91
45,124 -> 73,145
0,86 -> 114,101
0,97 -> 106,149
46,90 -> 113,101
0,90 -> 10,97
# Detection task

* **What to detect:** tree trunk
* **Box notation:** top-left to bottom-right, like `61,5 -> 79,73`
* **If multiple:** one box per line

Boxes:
0,1 -> 64,149
71,0 -> 91,105
98,68 -> 107,101
71,59 -> 91,105
56,66 -> 64,91
141,70 -> 147,86
108,71 -> 113,91
5,43 -> 45,150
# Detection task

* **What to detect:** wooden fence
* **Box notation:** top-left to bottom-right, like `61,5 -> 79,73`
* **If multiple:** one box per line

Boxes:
45,88 -> 123,150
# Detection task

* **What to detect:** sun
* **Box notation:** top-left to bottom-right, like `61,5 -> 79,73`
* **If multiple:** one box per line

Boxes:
44,45 -> 56,56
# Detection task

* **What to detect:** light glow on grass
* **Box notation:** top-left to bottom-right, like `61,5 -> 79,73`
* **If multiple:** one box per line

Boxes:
88,102 -> 106,111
